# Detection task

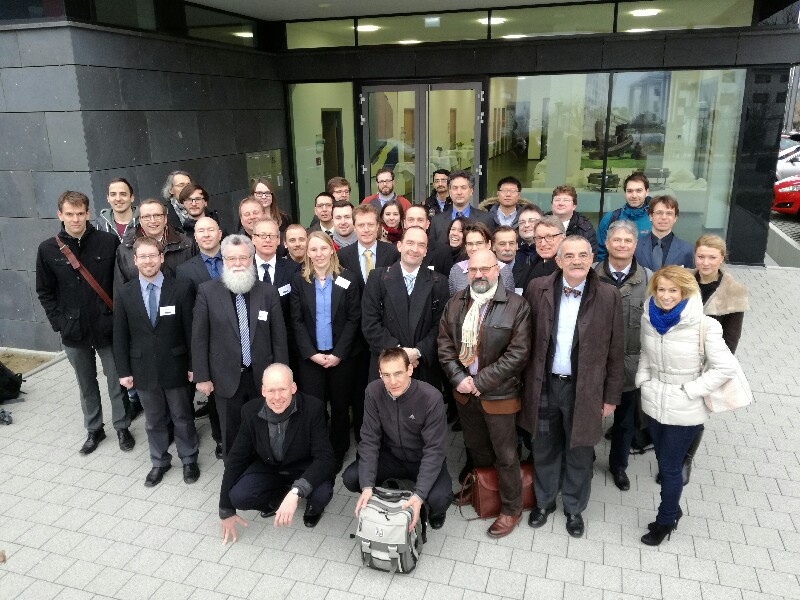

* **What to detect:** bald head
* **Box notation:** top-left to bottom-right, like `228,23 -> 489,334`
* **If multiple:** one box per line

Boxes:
468,248 -> 499,292
194,216 -> 222,255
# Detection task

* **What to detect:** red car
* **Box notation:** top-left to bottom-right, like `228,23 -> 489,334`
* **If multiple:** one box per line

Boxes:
773,175 -> 800,216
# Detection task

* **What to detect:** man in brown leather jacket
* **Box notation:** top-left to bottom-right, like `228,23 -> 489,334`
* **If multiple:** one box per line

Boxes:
438,248 -> 532,538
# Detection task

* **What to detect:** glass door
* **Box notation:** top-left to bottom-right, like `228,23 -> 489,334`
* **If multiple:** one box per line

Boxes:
360,82 -> 482,205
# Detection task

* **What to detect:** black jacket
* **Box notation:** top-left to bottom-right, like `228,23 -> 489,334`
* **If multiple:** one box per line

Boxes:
219,393 -> 337,517
550,211 -> 599,254
114,224 -> 196,291
336,240 -> 400,293
358,378 -> 447,501
427,207 -> 495,247
35,223 -> 119,348
113,276 -> 195,391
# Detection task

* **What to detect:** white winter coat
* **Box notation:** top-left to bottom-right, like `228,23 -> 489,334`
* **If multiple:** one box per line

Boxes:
636,294 -> 738,426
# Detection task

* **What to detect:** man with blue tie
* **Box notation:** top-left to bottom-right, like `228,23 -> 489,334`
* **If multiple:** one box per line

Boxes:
177,216 -> 224,458
192,235 -> 289,458
634,195 -> 695,270
427,170 -> 496,247
113,237 -> 199,487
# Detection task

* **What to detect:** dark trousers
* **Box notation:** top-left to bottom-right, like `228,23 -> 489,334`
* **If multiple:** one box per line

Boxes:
296,356 -> 355,463
351,350 -> 369,444
342,448 -> 453,516
457,395 -> 522,516
648,416 -> 703,525
63,344 -> 130,432
533,378 -> 594,514
138,385 -> 199,467
217,370 -> 259,459
207,390 -> 222,443
609,389 -> 640,473
229,458 -> 334,512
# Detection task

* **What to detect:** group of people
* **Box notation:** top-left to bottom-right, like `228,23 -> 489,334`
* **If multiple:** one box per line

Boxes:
35,167 -> 749,546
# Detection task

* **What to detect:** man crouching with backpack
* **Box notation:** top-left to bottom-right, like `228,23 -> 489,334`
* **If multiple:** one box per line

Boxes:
344,347 -> 452,531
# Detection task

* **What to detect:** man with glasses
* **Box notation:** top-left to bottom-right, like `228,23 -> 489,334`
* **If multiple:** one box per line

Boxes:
307,192 -> 335,236
428,170 -> 495,247
516,204 -> 544,266
515,216 -> 565,293
114,198 -> 195,290
523,236 -> 623,538
634,195 -> 694,270
423,169 -> 452,219
192,234 -> 289,458
361,167 -> 411,212
176,184 -> 222,238
549,185 -> 598,254
485,176 -> 526,229
113,237 -> 200,487
327,176 -> 352,202
438,249 -> 532,539
343,347 -> 452,531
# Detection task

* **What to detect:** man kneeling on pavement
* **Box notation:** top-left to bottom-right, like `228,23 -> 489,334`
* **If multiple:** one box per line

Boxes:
219,364 -> 337,542
344,347 -> 452,531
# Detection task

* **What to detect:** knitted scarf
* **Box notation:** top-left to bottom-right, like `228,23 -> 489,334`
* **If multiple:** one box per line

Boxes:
648,296 -> 688,336
459,281 -> 498,366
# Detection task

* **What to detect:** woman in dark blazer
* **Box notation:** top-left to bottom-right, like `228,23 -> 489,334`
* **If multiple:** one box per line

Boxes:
290,231 -> 362,468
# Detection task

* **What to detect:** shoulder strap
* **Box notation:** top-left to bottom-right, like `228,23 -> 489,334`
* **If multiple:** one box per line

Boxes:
55,236 -> 113,310
610,208 -> 623,224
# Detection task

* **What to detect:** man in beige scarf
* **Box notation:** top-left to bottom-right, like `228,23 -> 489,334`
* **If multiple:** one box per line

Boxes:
438,249 -> 532,538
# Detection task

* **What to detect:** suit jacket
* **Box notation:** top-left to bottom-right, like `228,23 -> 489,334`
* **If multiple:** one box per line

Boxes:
219,393 -> 337,516
113,276 -> 194,391
192,279 -> 289,398
175,254 -> 214,296
336,240 -> 400,293
255,256 -> 301,334
361,263 -> 449,384
428,207 -> 495,247
290,268 -> 363,360
420,240 -> 454,276
634,233 -> 695,270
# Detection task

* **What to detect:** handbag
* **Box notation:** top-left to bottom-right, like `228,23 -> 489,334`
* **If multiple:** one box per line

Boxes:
457,462 -> 535,519
698,317 -> 753,412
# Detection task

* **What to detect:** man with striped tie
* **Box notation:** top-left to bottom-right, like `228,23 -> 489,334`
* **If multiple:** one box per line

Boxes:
192,234 -> 289,459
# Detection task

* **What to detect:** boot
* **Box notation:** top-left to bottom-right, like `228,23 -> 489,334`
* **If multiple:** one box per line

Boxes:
641,522 -> 676,546
682,429 -> 703,485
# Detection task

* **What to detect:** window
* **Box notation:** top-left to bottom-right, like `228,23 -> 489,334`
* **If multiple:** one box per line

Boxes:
618,0 -> 754,32
287,19 -> 355,49
357,11 -> 488,46
185,4 -> 256,47
491,4 -> 614,39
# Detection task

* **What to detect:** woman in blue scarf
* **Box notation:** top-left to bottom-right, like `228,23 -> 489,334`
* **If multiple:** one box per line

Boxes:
635,266 -> 738,546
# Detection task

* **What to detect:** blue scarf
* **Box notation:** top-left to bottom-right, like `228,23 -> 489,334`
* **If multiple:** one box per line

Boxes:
648,297 -> 688,335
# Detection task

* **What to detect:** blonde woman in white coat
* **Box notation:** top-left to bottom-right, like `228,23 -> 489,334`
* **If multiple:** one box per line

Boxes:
636,266 -> 738,546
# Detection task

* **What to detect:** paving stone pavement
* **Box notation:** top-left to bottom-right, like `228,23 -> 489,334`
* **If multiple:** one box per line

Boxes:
1,265 -> 799,600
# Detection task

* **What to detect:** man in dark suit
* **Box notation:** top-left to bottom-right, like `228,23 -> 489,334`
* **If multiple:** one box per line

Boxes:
251,218 -> 300,363
114,237 -> 200,487
219,364 -> 337,541
362,226 -> 448,386
192,234 -> 290,458
634,195 -> 695,270
428,170 -> 495,247
403,205 -> 454,276
176,216 -> 224,459
306,192 -> 335,236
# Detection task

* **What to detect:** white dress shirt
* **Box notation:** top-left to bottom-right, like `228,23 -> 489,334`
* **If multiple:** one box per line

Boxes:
552,278 -> 586,376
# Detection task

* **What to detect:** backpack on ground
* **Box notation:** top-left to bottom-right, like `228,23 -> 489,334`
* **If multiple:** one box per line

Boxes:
0,361 -> 23,402
354,486 -> 423,574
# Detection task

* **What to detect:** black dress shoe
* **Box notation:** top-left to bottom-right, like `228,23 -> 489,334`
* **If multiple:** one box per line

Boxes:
183,462 -> 200,484
128,400 -> 143,421
565,512 -> 585,538
429,512 -> 446,529
528,504 -> 556,528
214,443 -> 223,460
79,429 -> 106,455
145,464 -> 171,487
116,428 -> 135,451
260,493 -> 284,518
303,503 -> 323,528
612,470 -> 630,491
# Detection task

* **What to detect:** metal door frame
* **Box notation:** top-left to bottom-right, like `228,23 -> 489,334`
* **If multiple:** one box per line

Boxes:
359,81 -> 483,205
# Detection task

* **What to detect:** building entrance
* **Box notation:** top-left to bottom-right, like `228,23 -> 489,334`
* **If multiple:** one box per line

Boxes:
360,83 -> 482,204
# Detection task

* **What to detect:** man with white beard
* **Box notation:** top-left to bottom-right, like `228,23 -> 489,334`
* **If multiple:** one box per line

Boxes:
192,234 -> 289,458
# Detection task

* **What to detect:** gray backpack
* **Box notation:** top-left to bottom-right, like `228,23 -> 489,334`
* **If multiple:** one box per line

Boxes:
355,486 -> 423,574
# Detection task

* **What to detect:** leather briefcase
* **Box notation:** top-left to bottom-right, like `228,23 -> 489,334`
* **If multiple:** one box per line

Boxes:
457,462 -> 536,519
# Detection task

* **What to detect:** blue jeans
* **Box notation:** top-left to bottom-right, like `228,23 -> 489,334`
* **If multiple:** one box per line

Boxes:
647,416 -> 703,525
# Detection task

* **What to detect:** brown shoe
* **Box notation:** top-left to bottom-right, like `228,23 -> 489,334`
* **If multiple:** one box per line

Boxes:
452,484 -> 473,507
487,513 -> 522,538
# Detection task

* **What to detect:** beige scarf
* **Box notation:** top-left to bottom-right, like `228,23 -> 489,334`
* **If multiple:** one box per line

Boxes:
459,282 -> 498,366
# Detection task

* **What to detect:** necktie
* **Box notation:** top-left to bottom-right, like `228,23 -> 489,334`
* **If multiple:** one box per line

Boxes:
147,283 -> 157,327
404,274 -> 416,295
363,249 -> 374,278
613,271 -> 624,282
455,212 -> 463,219
206,257 -> 220,280
563,286 -> 582,298
262,263 -> 271,284
652,239 -> 664,269
236,294 -> 251,367
324,229 -> 333,237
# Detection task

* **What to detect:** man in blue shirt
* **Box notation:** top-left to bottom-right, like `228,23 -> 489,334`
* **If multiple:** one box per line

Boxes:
428,170 -> 495,246
596,172 -> 652,261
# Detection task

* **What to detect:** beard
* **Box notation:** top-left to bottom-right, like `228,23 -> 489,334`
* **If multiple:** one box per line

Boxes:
221,265 -> 257,295
470,277 -> 493,294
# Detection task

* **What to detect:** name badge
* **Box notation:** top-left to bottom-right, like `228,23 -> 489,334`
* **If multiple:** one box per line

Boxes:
258,310 -> 269,321
278,284 -> 291,297
514,288 -> 523,296
335,277 -> 351,290
427,265 -> 435,270
159,306 -> 175,316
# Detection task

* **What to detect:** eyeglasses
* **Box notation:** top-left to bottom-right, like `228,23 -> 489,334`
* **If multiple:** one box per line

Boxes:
464,241 -> 486,248
468,264 -> 498,275
498,187 -> 519,194
652,210 -> 676,217
135,253 -> 161,260
254,191 -> 273,197
518,218 -> 540,226
315,203 -> 333,209
252,233 -> 279,241
376,179 -> 393,184
534,233 -> 564,244
433,178 -> 448,183
222,255 -> 252,263
184,196 -> 205,204
139,214 -> 164,221
379,370 -> 406,381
